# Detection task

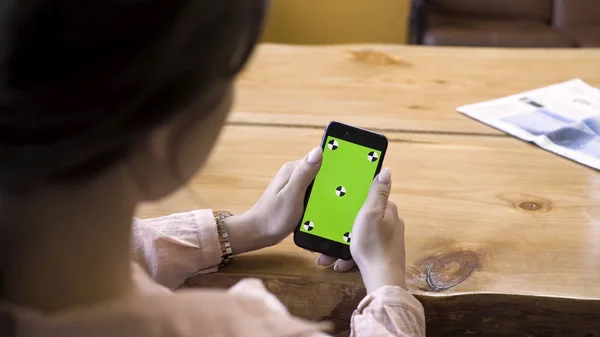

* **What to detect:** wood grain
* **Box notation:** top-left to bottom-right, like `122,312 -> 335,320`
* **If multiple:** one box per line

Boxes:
231,44 -> 600,135
138,125 -> 600,335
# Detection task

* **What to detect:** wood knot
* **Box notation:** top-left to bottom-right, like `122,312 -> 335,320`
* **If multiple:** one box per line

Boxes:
410,250 -> 482,292
519,201 -> 541,211
497,192 -> 552,213
349,50 -> 408,67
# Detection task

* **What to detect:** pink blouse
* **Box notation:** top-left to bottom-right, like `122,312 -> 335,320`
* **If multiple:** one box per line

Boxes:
1,210 -> 426,337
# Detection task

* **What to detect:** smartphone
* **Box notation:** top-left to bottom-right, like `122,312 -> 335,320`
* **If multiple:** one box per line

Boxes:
293,121 -> 388,260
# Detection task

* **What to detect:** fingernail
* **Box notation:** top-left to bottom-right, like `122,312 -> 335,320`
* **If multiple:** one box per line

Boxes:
333,262 -> 340,271
378,168 -> 391,184
315,255 -> 323,265
307,147 -> 322,165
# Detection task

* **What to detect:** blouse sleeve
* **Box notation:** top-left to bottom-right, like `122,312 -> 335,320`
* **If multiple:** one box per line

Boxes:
131,210 -> 222,289
350,286 -> 426,337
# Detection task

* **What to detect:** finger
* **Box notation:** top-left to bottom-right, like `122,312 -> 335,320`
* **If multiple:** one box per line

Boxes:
385,201 -> 404,227
334,259 -> 356,272
315,255 -> 337,266
269,161 -> 299,192
362,167 -> 392,211
385,200 -> 399,218
282,147 -> 322,195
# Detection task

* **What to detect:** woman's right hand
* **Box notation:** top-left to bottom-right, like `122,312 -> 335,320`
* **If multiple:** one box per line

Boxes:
351,168 -> 407,294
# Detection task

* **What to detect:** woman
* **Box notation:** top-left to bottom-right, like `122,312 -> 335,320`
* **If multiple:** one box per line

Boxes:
0,1 -> 425,336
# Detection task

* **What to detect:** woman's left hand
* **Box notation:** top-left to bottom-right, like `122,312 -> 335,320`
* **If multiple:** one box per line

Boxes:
226,146 -> 356,272
247,146 -> 324,246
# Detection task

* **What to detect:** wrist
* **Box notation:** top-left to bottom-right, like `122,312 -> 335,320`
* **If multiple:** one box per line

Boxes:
224,212 -> 271,255
357,261 -> 408,294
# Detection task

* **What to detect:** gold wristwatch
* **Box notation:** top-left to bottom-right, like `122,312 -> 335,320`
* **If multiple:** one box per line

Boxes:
213,210 -> 234,266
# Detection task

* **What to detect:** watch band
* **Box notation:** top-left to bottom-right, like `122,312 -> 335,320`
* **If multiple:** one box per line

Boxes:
213,210 -> 234,266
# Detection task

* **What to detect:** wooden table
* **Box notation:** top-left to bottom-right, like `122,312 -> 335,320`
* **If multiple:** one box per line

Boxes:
137,45 -> 600,336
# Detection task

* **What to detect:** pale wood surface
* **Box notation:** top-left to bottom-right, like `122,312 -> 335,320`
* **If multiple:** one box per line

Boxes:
137,45 -> 600,335
138,125 -> 600,335
232,44 -> 600,135
138,125 -> 600,299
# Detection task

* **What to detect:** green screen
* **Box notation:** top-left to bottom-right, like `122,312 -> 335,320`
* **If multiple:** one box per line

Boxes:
300,136 -> 381,245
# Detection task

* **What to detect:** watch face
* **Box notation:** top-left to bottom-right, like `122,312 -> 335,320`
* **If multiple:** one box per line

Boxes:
214,210 -> 234,220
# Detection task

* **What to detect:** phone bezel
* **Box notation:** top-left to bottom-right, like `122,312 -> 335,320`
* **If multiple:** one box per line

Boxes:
293,121 -> 388,260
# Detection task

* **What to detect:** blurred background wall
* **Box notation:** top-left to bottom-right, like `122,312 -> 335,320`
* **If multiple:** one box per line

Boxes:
259,0 -> 600,48
261,0 -> 411,44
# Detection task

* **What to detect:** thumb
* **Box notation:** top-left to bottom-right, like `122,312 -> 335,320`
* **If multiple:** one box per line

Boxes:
285,147 -> 322,194
363,168 -> 392,211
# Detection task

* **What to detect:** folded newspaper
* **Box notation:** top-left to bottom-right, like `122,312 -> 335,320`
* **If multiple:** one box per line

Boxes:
457,79 -> 600,170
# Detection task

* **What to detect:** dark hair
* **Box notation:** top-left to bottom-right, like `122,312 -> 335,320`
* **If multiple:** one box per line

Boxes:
0,0 -> 266,190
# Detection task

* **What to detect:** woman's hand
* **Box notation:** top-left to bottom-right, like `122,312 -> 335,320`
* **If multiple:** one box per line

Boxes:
315,168 -> 407,290
226,147 -> 323,254
352,168 -> 407,292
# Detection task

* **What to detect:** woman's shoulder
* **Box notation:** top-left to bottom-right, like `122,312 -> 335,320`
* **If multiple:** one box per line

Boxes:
106,279 -> 329,337
7,279 -> 328,337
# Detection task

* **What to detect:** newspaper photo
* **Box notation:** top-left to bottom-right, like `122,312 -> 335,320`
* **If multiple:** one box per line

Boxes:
457,79 -> 600,170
